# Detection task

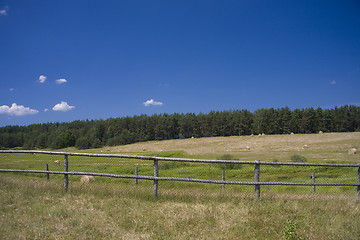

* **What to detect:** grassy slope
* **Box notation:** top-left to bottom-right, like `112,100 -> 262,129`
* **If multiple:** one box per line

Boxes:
1,132 -> 360,239
97,132 -> 360,162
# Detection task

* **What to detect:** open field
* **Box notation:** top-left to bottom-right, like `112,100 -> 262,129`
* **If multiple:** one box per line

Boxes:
4,132 -> 350,164
100,132 -> 360,162
1,132 -> 360,239
1,175 -> 360,239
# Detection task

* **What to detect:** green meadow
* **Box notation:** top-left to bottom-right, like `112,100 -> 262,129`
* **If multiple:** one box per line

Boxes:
0,132 -> 360,239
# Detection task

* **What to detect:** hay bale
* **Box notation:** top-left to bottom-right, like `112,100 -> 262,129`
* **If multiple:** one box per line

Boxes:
54,160 -> 60,165
319,131 -> 323,134
302,144 -> 309,149
290,132 -> 294,135
262,133 -> 266,136
80,175 -> 95,184
246,146 -> 251,150
348,148 -> 357,155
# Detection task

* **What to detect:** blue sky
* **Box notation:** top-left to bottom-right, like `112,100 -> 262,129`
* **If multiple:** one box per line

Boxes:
0,0 -> 359,126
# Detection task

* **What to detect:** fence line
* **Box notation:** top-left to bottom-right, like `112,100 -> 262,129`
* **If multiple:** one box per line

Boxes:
1,169 -> 359,187
0,150 -> 359,198
1,150 -> 358,167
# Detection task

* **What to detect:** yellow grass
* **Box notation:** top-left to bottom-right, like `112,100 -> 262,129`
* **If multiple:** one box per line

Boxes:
1,175 -> 360,239
92,132 -> 360,163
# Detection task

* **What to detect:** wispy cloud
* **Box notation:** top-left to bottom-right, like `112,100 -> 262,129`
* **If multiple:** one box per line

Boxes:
39,75 -> 47,83
56,78 -> 67,84
143,99 -> 163,107
0,103 -> 39,116
330,80 -> 336,85
9,88 -> 14,92
0,6 -> 8,16
52,101 -> 75,111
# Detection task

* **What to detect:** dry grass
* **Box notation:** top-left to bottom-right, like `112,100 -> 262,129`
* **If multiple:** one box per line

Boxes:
1,175 -> 360,240
94,132 -> 360,163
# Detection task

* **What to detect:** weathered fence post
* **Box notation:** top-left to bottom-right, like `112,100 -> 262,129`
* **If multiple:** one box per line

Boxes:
153,157 -> 159,198
64,155 -> 68,192
254,160 -> 260,198
312,172 -> 316,193
46,164 -> 49,180
357,163 -> 360,199
135,166 -> 138,185
222,169 -> 225,189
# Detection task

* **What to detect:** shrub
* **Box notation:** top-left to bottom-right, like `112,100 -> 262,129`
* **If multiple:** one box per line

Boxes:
283,220 -> 302,240
75,137 -> 92,149
216,154 -> 241,170
158,161 -> 189,170
272,158 -> 281,168
290,154 -> 307,163
91,138 -> 103,148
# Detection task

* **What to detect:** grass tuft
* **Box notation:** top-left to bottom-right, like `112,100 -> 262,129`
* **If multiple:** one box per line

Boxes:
290,154 -> 307,163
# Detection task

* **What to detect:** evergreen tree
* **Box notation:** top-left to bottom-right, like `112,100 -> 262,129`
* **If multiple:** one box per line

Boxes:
0,105 -> 359,150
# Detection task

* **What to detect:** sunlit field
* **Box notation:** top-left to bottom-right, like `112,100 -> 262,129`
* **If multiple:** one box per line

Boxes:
1,132 -> 359,239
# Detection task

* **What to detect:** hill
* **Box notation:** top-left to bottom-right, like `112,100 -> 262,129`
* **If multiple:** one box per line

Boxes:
94,132 -> 360,163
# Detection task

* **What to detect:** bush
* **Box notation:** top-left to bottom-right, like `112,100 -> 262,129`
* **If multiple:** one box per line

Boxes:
159,161 -> 189,170
216,154 -> 241,170
283,220 -> 302,240
290,154 -> 307,163
272,158 -> 281,168
75,137 -> 92,149
91,138 -> 103,148
50,136 -> 65,149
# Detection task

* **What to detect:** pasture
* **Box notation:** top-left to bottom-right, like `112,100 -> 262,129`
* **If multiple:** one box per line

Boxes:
0,132 -> 360,239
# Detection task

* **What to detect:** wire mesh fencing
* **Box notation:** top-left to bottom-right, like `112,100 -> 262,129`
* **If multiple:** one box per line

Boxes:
0,150 -> 359,200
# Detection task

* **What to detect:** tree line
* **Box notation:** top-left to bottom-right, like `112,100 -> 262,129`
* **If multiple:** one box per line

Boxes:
0,105 -> 359,150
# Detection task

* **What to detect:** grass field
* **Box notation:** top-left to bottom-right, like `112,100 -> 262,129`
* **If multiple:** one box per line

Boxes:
1,176 -> 359,239
1,132 -> 360,239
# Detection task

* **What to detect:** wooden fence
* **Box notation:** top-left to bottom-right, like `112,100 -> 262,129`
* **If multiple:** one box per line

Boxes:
0,150 -> 359,198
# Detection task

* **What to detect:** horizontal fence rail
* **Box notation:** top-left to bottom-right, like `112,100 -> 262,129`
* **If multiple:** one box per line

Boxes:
1,150 -> 359,167
1,150 -> 359,198
1,169 -> 359,186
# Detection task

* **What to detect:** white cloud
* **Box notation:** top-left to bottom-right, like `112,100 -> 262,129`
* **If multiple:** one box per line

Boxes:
143,99 -> 163,107
44,109 -> 49,112
0,103 -> 39,116
39,75 -> 47,83
0,6 -> 8,16
56,78 -> 67,84
52,101 -> 75,112
330,80 -> 336,85
9,88 -> 14,92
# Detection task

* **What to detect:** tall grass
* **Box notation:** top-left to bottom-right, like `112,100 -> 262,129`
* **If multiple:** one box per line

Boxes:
1,176 -> 359,240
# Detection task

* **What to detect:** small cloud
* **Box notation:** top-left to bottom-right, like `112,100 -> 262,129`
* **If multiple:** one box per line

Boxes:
44,109 -> 49,112
39,75 -> 47,83
143,99 -> 163,107
52,101 -> 75,112
330,80 -> 336,85
0,103 -> 39,116
0,6 -> 8,16
9,88 -> 14,92
56,78 -> 68,84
